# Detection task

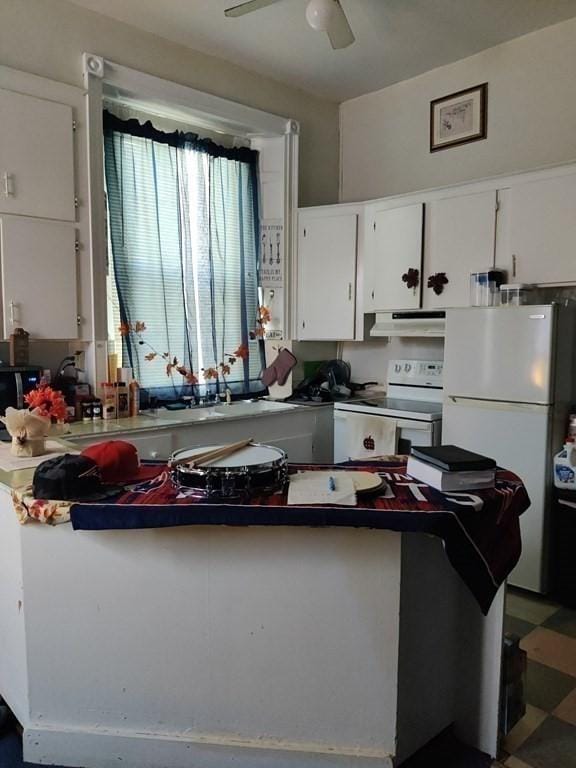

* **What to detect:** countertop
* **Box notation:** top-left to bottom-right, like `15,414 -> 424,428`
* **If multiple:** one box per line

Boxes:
62,399 -> 321,439
0,400 -> 330,491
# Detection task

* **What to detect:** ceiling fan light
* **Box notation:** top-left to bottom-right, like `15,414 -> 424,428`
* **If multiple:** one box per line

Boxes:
305,0 -> 336,32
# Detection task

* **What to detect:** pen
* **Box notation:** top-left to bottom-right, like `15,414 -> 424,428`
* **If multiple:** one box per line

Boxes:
328,476 -> 336,492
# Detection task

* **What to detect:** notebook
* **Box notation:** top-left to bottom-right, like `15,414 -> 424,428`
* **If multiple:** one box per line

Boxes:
410,445 -> 496,472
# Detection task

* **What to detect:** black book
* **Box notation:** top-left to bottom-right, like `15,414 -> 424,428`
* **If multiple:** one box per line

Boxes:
410,445 -> 497,472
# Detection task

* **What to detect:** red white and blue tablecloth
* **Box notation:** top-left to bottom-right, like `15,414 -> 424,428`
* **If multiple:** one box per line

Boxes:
68,459 -> 530,614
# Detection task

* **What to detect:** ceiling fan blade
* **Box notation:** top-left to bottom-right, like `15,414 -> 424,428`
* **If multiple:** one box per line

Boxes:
326,0 -> 355,49
224,0 -> 283,18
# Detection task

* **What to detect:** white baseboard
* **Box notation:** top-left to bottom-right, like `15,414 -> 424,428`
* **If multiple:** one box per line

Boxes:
24,725 -> 394,768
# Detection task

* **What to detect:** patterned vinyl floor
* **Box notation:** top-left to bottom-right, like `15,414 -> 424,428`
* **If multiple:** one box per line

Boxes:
494,587 -> 576,768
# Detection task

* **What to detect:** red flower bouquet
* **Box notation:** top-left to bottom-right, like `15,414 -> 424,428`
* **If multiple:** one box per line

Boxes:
25,384 -> 68,423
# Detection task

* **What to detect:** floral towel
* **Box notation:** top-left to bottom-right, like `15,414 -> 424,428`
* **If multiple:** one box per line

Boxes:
11,485 -> 71,526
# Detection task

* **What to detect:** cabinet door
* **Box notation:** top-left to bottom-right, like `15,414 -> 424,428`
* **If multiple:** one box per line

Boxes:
423,190 -> 497,309
297,213 -> 357,340
0,88 -> 75,222
504,173 -> 576,284
0,216 -> 78,339
369,204 -> 423,311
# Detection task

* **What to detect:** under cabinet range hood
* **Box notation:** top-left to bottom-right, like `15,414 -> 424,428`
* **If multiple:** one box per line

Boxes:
370,311 -> 446,338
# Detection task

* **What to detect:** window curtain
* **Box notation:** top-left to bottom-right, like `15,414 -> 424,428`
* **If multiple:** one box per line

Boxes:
103,111 -> 265,399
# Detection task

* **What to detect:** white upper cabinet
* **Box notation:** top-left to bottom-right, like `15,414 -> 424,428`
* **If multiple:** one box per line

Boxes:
422,190 -> 497,309
498,172 -> 576,285
0,216 -> 78,340
365,203 -> 423,312
0,88 -> 75,222
297,209 -> 358,340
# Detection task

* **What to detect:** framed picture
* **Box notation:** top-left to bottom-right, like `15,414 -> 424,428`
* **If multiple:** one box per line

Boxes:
430,83 -> 487,152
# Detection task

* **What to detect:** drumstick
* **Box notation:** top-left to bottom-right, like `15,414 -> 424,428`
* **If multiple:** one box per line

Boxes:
170,439 -> 253,469
187,439 -> 254,467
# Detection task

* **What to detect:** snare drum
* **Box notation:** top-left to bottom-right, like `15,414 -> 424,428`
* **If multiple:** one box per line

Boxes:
170,443 -> 288,498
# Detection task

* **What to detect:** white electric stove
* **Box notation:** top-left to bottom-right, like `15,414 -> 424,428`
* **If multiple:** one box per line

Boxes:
334,360 -> 443,461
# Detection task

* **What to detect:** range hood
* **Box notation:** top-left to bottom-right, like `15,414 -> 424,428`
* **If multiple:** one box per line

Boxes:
370,311 -> 446,338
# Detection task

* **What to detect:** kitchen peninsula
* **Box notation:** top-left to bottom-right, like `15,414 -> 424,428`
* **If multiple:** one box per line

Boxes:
0,442 -> 528,768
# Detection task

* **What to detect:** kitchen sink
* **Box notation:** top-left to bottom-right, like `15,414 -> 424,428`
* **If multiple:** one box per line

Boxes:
141,399 -> 298,423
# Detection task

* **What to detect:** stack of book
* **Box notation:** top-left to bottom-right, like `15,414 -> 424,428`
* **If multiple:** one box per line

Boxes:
407,445 -> 497,492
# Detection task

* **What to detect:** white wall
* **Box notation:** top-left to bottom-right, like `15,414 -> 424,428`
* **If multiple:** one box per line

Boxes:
0,0 -> 340,208
340,17 -> 576,202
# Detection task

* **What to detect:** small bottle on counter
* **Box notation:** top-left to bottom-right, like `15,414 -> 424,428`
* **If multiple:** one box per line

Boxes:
129,380 -> 140,417
101,382 -> 116,420
81,400 -> 93,423
116,381 -> 129,418
92,398 -> 103,421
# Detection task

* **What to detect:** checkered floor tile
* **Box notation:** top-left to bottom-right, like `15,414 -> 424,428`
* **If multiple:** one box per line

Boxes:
499,588 -> 576,768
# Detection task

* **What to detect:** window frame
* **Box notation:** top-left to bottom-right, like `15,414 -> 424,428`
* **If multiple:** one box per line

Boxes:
83,54 -> 299,389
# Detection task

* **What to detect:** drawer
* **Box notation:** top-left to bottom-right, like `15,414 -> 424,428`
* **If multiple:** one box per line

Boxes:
69,431 -> 174,461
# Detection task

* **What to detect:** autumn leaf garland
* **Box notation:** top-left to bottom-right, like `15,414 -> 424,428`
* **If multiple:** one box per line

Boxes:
119,315 -> 262,385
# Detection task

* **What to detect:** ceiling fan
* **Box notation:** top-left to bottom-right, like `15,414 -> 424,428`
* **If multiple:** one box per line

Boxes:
224,0 -> 355,50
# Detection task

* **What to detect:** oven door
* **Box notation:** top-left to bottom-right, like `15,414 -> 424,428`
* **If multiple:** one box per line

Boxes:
334,411 -> 440,462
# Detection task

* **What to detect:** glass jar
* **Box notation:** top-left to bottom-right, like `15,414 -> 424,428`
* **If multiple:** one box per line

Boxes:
500,284 -> 534,306
470,270 -> 505,306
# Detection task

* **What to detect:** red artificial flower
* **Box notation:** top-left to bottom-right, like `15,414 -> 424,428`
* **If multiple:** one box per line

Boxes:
24,384 -> 68,422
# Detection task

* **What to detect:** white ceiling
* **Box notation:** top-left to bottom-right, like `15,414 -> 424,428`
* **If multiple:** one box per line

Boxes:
68,0 -> 576,101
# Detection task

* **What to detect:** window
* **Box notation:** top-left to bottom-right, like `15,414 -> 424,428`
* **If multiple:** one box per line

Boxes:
103,111 -> 265,399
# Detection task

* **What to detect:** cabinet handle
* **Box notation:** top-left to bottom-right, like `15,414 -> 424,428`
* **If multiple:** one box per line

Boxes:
348,283 -> 352,300
9,301 -> 17,325
371,290 -> 375,300
512,254 -> 517,278
2,172 -> 14,197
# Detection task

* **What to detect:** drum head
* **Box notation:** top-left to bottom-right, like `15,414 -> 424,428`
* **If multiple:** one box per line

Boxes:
172,444 -> 285,468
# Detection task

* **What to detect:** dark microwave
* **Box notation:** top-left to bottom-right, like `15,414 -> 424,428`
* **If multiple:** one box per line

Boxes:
0,366 -> 43,415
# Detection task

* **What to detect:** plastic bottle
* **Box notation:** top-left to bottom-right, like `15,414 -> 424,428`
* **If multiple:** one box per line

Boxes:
116,382 -> 129,418
553,437 -> 576,489
129,380 -> 140,417
101,382 -> 116,420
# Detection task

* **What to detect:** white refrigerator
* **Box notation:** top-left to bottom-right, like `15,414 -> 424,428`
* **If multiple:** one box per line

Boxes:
443,304 -> 576,593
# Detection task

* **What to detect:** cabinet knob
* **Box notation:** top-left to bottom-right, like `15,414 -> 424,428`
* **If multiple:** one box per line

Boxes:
150,450 -> 159,459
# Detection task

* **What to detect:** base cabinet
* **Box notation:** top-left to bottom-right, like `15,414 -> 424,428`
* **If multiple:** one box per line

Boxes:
67,408 -> 333,464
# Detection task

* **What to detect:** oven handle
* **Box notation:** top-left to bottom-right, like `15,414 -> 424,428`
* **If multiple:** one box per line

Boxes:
334,412 -> 433,430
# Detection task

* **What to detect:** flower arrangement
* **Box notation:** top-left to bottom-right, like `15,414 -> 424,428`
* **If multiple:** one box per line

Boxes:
119,307 -> 269,386
24,383 -> 68,423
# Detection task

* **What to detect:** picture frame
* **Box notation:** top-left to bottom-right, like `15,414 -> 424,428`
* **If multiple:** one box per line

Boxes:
430,83 -> 488,152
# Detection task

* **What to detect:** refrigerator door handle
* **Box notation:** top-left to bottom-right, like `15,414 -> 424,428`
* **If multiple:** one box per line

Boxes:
445,396 -> 550,413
